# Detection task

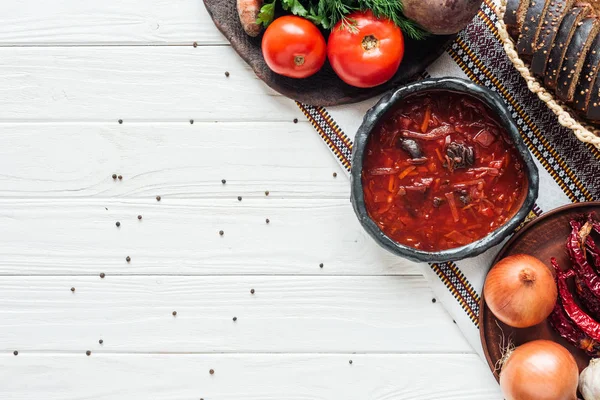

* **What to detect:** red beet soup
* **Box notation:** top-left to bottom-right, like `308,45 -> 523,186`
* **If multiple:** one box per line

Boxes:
362,91 -> 527,252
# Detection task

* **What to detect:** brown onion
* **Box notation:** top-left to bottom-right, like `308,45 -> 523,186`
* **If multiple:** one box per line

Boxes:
500,340 -> 578,400
484,254 -> 557,328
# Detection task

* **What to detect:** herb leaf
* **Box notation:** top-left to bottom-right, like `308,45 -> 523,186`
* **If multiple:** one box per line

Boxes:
256,0 -> 428,40
282,0 -> 309,16
256,0 -> 277,27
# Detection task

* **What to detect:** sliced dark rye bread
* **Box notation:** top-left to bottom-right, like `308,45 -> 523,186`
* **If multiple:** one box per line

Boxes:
517,0 -> 553,57
585,52 -> 600,121
544,4 -> 593,89
531,0 -> 576,77
556,17 -> 600,102
505,0 -> 531,39
586,82 -> 600,120
573,32 -> 600,113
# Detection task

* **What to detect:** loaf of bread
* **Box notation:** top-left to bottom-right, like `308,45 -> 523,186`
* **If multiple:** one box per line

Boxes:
504,0 -> 600,122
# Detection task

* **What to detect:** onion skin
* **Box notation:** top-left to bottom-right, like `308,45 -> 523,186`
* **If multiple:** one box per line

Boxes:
484,254 -> 557,328
500,340 -> 578,400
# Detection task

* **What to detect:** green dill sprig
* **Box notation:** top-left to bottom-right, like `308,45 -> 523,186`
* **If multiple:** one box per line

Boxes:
257,0 -> 428,41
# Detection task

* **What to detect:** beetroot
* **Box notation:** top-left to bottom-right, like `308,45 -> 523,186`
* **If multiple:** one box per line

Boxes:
402,0 -> 484,35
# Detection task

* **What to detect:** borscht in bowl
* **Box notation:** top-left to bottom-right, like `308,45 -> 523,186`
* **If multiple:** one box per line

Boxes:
351,78 -> 539,263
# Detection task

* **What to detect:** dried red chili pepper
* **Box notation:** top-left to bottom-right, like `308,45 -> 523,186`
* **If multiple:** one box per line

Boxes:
566,221 -> 600,295
548,298 -> 600,356
572,218 -> 600,269
575,276 -> 600,320
588,244 -> 600,268
553,257 -> 600,341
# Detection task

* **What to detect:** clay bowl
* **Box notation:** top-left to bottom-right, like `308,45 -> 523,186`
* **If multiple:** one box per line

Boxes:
480,201 -> 600,380
350,77 -> 539,263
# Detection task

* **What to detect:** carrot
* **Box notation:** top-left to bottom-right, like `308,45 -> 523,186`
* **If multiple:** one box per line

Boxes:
421,106 -> 431,132
398,166 -> 416,179
505,195 -> 516,212
445,192 -> 460,223
237,0 -> 264,37
388,175 -> 397,193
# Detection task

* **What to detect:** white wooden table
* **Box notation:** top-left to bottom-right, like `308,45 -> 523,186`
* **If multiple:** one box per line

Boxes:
0,1 -> 502,398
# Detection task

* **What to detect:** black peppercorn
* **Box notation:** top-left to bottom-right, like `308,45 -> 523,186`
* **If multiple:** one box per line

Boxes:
13,351 -> 18,356
99,339 -> 104,344
233,317 -> 237,322
172,311 -> 177,316
112,174 -> 117,180
118,119 -> 123,124
156,195 -> 161,201
225,71 -> 230,77
71,287 -> 75,292
126,256 -> 131,262
293,118 -> 298,123
265,191 -> 269,196
86,351 -> 91,356
265,218 -> 270,224
100,273 -> 105,278
432,298 -> 437,303
137,215 -> 142,220
221,179 -> 226,184
116,221 -> 121,227
349,360 -> 353,364
250,289 -> 255,294
209,369 -> 214,375
219,230 -> 224,236
237,196 -> 242,201
193,42 -> 198,47
190,119 -> 194,124
319,263 -> 324,268
333,172 -> 337,178
118,175 -> 123,180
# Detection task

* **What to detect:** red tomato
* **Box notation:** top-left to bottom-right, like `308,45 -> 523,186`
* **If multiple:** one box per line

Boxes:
262,16 -> 327,79
327,11 -> 405,88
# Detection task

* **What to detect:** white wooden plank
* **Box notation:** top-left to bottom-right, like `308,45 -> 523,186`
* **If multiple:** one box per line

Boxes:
0,122 -> 347,199
0,0 -> 227,45
0,276 -> 469,352
0,47 -> 300,121
0,353 -> 501,400
0,199 -> 416,276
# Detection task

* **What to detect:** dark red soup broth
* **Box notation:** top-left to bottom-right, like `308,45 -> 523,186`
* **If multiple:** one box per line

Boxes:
362,91 -> 527,252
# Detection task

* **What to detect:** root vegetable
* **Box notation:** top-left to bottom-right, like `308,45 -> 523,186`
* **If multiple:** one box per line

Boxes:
237,0 -> 264,37
579,358 -> 600,400
402,0 -> 483,35
483,254 -> 557,328
500,340 -> 579,400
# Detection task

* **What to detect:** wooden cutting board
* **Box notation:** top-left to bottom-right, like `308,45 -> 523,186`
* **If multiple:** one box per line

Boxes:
203,0 -> 455,106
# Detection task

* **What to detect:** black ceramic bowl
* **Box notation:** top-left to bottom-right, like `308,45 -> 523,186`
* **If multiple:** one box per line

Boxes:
350,77 -> 539,263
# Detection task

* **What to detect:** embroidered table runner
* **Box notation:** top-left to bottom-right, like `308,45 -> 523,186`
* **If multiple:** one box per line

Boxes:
297,0 -> 600,360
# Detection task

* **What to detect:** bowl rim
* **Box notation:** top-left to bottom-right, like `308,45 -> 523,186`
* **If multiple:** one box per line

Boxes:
350,77 -> 540,263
